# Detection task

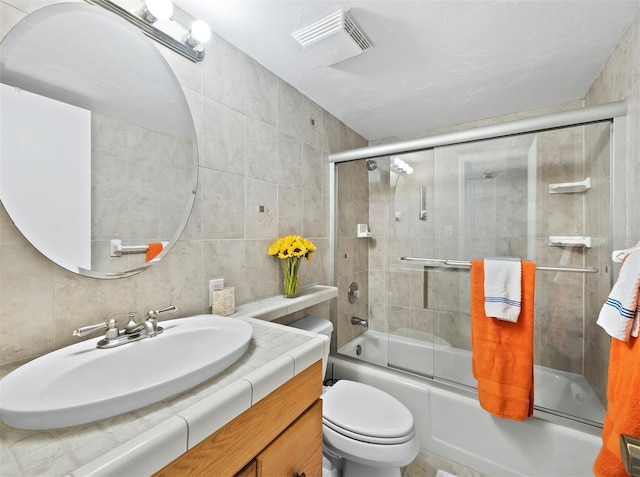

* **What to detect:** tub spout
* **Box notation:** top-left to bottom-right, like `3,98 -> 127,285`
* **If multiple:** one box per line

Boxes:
351,316 -> 369,328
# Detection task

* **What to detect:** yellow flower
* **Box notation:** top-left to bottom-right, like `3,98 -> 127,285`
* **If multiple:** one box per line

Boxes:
268,241 -> 281,256
267,235 -> 316,261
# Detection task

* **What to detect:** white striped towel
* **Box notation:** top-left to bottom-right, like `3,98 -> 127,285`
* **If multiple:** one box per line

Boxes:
597,250 -> 640,341
484,258 -> 522,322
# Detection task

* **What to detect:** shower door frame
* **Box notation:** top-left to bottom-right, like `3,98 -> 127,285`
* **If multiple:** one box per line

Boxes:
330,100 -> 627,276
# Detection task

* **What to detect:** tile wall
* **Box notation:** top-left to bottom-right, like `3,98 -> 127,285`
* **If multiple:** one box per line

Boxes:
0,0 -> 366,367
335,160 -> 370,349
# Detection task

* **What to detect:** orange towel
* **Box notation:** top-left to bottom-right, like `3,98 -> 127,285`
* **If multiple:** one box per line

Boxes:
146,243 -> 163,262
470,259 -> 535,421
593,334 -> 640,476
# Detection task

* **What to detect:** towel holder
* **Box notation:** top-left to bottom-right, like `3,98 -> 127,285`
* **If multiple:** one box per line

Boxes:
612,241 -> 640,263
399,257 -> 598,274
549,236 -> 592,248
110,239 -> 148,257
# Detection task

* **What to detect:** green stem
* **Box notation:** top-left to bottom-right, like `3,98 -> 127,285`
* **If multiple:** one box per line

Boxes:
282,257 -> 300,297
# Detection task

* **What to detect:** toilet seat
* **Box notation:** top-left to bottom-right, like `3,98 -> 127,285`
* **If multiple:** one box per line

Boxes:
321,380 -> 415,445
322,422 -> 420,469
323,418 -> 415,445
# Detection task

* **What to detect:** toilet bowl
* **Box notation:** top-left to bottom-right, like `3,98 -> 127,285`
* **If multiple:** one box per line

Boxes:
290,316 -> 420,477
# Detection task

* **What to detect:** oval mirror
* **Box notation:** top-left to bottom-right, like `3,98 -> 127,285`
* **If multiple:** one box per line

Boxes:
0,3 -> 198,278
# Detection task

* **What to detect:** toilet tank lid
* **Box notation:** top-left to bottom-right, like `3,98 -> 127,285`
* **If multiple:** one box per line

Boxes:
290,315 -> 333,335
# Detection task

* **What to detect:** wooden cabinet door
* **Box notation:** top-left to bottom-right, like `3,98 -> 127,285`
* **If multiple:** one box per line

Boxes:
256,400 -> 323,477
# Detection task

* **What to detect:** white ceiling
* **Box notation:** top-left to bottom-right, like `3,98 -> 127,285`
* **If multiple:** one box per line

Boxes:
175,0 -> 639,141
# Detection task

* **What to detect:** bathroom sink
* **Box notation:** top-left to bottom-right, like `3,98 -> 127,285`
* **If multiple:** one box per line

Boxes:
0,315 -> 253,430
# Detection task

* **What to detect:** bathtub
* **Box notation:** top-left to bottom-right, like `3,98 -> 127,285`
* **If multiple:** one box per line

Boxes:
330,330 -> 603,476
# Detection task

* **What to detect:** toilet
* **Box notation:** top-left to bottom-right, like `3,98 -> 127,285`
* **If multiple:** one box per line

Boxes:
290,316 -> 420,477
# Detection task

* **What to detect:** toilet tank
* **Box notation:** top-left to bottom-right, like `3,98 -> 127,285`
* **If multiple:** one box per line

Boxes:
289,315 -> 333,378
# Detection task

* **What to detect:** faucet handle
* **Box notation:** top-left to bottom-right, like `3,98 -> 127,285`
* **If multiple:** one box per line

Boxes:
73,319 -> 119,338
73,322 -> 108,337
147,305 -> 177,319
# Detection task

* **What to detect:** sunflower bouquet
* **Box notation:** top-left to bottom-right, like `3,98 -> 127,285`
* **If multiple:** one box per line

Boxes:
268,235 -> 316,297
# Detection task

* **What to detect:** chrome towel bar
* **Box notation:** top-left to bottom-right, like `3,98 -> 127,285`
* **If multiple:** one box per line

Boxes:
399,257 -> 598,274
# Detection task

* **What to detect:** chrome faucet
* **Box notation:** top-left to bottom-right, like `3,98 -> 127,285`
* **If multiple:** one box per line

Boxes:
351,316 -> 369,328
72,305 -> 178,349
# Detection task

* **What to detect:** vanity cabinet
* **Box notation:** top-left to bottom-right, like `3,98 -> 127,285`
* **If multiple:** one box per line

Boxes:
254,400 -> 322,476
155,360 -> 323,477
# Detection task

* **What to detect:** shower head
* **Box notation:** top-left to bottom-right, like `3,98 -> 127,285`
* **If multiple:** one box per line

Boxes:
366,159 -> 377,171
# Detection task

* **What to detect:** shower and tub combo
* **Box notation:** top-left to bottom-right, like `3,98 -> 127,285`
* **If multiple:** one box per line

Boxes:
329,102 -> 628,476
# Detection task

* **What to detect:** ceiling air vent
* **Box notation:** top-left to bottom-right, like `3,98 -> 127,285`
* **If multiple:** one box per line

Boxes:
292,10 -> 373,66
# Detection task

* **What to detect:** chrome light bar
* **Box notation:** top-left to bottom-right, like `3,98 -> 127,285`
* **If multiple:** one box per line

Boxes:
87,0 -> 210,62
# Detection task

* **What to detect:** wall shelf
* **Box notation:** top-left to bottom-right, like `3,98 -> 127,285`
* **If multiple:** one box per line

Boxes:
357,224 -> 371,238
549,236 -> 592,248
227,285 -> 338,322
548,177 -> 591,194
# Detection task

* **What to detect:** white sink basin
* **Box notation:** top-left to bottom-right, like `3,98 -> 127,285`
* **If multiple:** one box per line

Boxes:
0,315 -> 252,430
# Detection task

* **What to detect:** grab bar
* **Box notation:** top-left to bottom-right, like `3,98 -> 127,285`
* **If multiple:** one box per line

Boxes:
399,257 -> 598,274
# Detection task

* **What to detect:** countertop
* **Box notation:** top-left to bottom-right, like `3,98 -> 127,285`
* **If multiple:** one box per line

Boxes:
0,285 -> 336,476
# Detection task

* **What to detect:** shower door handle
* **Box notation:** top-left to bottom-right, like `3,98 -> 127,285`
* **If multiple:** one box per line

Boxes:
419,186 -> 427,221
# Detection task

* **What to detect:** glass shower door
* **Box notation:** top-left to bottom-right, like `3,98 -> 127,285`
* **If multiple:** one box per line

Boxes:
429,124 -> 609,425
389,123 -> 611,425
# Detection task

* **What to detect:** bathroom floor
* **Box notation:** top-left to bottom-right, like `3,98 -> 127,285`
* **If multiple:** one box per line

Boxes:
402,451 -> 486,477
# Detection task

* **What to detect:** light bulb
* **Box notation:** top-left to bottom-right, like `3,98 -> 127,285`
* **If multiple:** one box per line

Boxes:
190,20 -> 212,44
143,0 -> 173,21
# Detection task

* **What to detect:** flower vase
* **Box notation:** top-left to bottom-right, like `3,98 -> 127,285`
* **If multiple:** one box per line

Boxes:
282,257 -> 301,298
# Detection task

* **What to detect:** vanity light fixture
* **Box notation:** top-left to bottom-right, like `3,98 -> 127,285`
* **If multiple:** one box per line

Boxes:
140,0 -> 173,22
186,20 -> 212,46
390,156 -> 413,175
87,0 -> 211,62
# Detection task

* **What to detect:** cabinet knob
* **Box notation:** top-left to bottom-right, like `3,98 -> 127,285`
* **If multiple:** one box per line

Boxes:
295,473 -> 306,477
